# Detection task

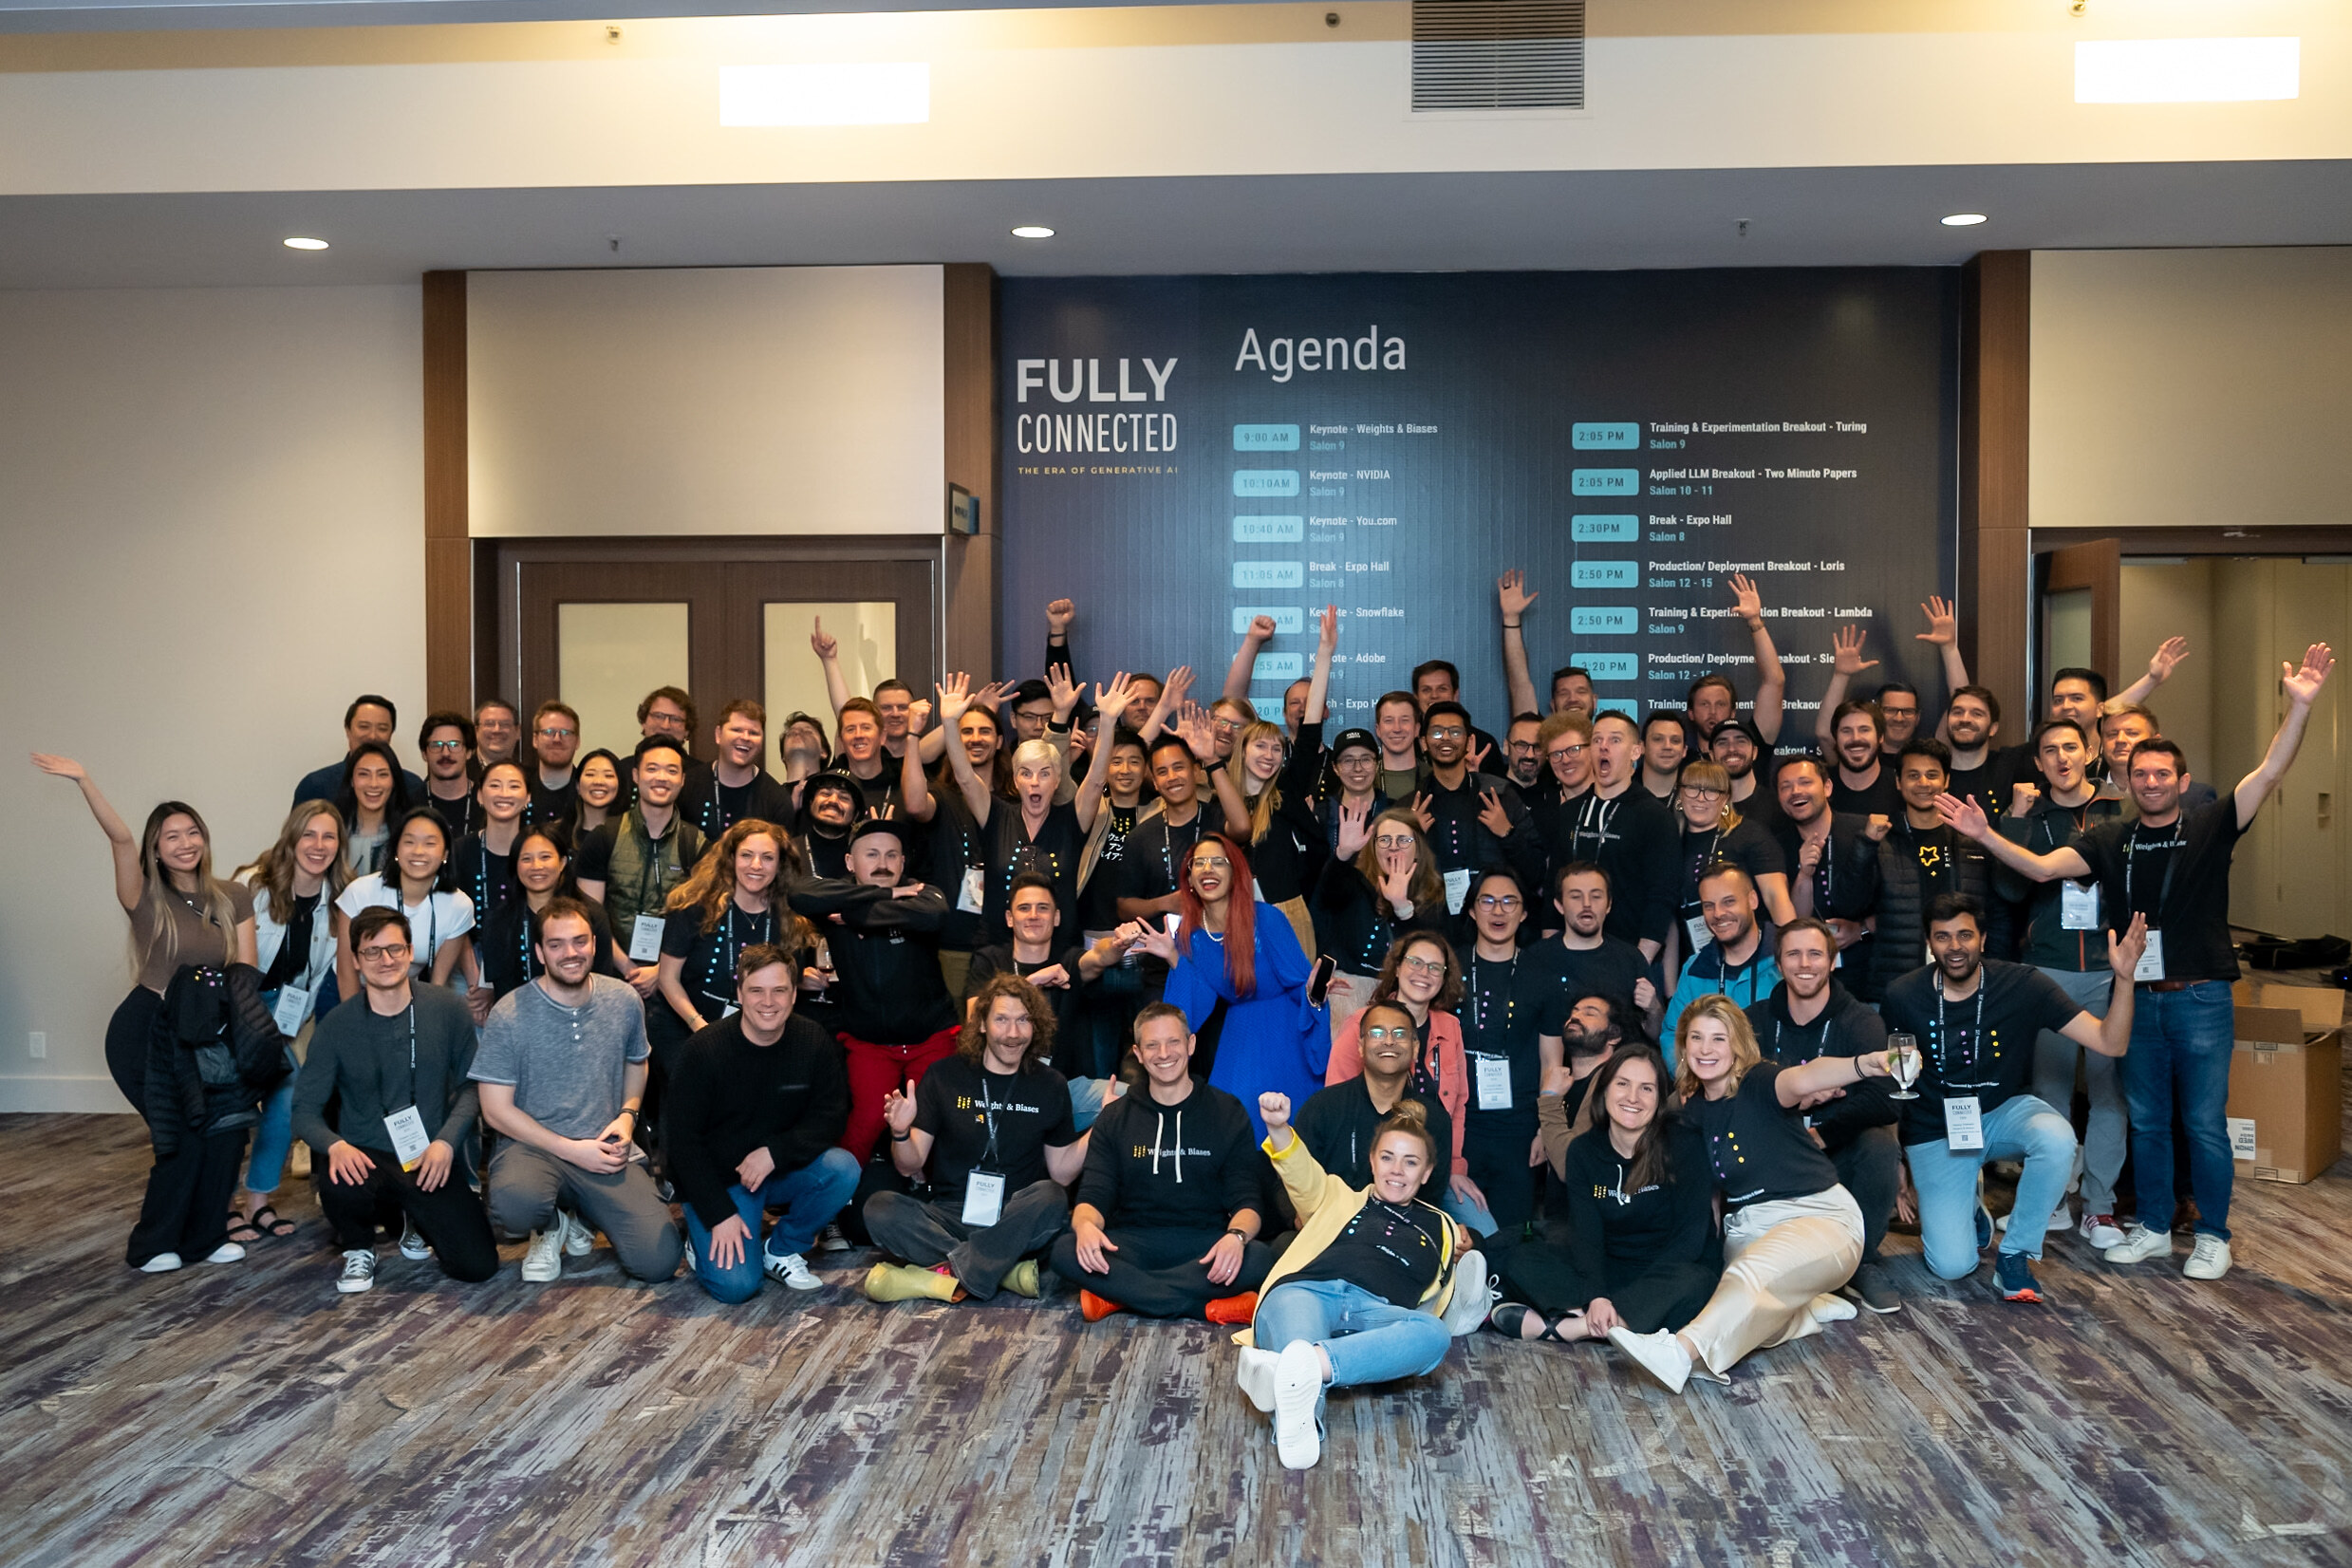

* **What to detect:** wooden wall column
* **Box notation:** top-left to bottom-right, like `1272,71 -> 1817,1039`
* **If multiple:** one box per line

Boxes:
942,263 -> 1000,682
422,270 -> 472,714
1959,251 -> 2031,723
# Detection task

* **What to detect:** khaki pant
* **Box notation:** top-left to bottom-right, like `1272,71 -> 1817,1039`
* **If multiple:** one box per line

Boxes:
1680,1185 -> 1864,1377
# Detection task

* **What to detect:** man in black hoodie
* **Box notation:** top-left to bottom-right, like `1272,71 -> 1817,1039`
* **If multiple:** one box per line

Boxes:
666,944 -> 860,1304
1745,917 -> 1901,1315
1051,1003 -> 1273,1323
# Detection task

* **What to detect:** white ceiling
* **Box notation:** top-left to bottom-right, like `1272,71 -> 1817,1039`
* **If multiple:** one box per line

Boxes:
2,159 -> 2347,289
2,0 -> 1195,29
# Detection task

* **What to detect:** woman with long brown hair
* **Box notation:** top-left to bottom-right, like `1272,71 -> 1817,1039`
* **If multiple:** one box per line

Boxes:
1309,807 -> 1448,1033
653,818 -> 800,1051
1133,832 -> 1328,1142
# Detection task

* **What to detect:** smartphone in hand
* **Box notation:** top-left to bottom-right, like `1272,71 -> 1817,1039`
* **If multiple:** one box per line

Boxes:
1307,954 -> 1336,1009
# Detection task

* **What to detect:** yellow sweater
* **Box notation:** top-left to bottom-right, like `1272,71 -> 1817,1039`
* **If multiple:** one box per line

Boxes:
1230,1129 -> 1461,1348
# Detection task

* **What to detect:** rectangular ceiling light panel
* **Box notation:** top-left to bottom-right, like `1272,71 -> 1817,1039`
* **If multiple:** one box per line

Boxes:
719,63 -> 931,126
2074,37 -> 2299,103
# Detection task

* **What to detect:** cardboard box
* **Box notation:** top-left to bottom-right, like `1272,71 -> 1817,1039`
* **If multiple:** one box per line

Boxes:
2231,979 -> 2346,1033
2228,1006 -> 2343,1185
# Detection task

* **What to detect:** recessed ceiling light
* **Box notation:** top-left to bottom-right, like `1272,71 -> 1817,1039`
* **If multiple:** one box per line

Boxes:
2076,37 -> 2299,103
284,236 -> 329,251
1940,214 -> 1988,227
1011,225 -> 1055,240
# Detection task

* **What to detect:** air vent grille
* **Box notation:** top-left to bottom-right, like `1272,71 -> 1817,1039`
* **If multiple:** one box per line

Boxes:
1410,0 -> 1585,112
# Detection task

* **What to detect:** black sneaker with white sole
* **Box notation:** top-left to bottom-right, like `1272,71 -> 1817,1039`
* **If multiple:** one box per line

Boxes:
1842,1260 -> 1901,1315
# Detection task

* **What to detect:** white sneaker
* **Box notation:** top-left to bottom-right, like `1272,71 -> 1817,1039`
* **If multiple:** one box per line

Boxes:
521,1228 -> 563,1282
1271,1342 -> 1325,1470
764,1251 -> 822,1290
2045,1203 -> 2073,1236
2080,1212 -> 2126,1250
1609,1326 -> 1693,1393
1809,1292 -> 1857,1325
203,1242 -> 246,1264
1236,1347 -> 1279,1413
138,1252 -> 183,1274
2184,1235 -> 2233,1280
2103,1223 -> 2173,1265
1440,1250 -> 1493,1337
558,1209 -> 594,1258
399,1218 -> 430,1261
337,1249 -> 377,1294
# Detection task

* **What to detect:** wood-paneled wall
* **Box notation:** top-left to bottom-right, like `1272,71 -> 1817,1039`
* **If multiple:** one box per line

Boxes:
1960,251 -> 2030,724
943,263 -> 999,681
422,270 -> 471,714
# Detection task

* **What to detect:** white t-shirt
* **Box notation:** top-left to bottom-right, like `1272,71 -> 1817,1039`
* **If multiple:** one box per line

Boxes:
336,875 -> 476,977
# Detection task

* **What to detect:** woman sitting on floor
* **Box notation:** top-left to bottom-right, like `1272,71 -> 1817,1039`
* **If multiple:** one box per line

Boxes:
1485,1043 -> 1718,1345
1608,995 -> 1892,1392
1236,1069 -> 1488,1470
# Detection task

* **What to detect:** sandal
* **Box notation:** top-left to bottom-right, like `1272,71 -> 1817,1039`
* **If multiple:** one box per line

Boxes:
224,1211 -> 264,1245
1488,1301 -> 1547,1340
250,1204 -> 296,1241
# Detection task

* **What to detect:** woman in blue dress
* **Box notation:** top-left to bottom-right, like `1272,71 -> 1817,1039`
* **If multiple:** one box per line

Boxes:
1135,831 -> 1329,1142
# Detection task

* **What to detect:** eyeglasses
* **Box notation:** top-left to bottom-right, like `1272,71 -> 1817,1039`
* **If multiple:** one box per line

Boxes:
356,943 -> 411,961
1364,1026 -> 1414,1041
1476,895 -> 1522,910
1547,744 -> 1588,760
1507,741 -> 1540,756
1372,835 -> 1416,851
1212,718 -> 1245,734
1681,786 -> 1727,800
1192,855 -> 1232,870
424,739 -> 467,753
1426,726 -> 1465,741
536,726 -> 577,739
1398,954 -> 1447,974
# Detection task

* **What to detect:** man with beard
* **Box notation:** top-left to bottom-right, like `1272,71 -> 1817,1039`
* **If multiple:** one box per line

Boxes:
1661,864 -> 1780,1048
1293,1000 -> 1455,1194
417,710 -> 483,838
1827,700 -> 1901,818
1746,919 -> 1901,1314
1543,711 -> 1676,962
1941,685 -> 2031,825
796,772 -> 859,880
1637,712 -> 1695,804
1708,718 -> 1783,840
1413,701 -> 1541,916
1993,719 -> 2126,1250
1524,863 -> 1655,1035
1503,713 -> 1546,793
1878,896 -> 2142,1302
1769,756 -> 1881,977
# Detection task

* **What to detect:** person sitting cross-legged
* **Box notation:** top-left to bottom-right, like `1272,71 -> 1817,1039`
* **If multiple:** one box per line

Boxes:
666,943 -> 862,1304
1051,1002 -> 1274,1323
862,974 -> 1093,1304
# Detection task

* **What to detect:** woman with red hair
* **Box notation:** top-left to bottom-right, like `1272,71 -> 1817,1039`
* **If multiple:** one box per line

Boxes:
1134,833 -> 1330,1142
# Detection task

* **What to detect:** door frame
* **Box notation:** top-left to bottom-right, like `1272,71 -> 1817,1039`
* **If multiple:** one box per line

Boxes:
476,533 -> 947,725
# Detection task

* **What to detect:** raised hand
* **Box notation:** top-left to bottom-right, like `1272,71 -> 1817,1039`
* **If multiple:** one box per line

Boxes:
1632,977 -> 1658,1013
1047,598 -> 1076,636
1175,703 -> 1217,761
1477,788 -> 1514,838
1831,625 -> 1878,677
1409,793 -> 1436,833
2008,781 -> 2041,817
2283,643 -> 2336,706
2109,913 -> 2151,981
810,616 -> 839,661
1498,569 -> 1538,622
1095,672 -> 1139,720
1044,663 -> 1080,720
971,680 -> 1014,714
1932,792 -> 1990,840
905,698 -> 932,737
29,753 -> 89,782
1258,1092 -> 1292,1136
1134,920 -> 1182,964
1335,797 -> 1373,859
1378,851 -> 1414,911
935,672 -> 974,725
1318,603 -> 1340,651
884,1085 -> 918,1136
2147,635 -> 2191,683
1728,571 -> 1764,627
1863,812 -> 1893,843
1465,737 -> 1492,776
1162,664 -> 1196,707
1246,613 -> 1277,643
1916,596 -> 1957,646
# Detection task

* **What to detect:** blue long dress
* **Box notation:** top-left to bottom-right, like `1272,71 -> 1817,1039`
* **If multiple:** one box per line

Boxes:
1164,912 -> 1331,1142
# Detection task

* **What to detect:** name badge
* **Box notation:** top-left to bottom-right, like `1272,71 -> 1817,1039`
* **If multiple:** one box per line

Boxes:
958,867 -> 986,914
961,1169 -> 1006,1228
2060,881 -> 2100,931
383,1104 -> 432,1170
1473,1054 -> 1513,1111
1444,868 -> 1473,915
1684,915 -> 1710,956
628,914 -> 666,964
2135,930 -> 2167,983
271,984 -> 313,1038
1943,1094 -> 1984,1151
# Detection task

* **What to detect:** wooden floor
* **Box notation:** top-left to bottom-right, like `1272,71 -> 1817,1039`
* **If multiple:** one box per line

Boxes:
5,1073 -> 2352,1568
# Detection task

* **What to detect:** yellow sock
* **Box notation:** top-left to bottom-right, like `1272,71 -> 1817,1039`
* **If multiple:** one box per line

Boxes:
1001,1260 -> 1042,1299
864,1262 -> 961,1303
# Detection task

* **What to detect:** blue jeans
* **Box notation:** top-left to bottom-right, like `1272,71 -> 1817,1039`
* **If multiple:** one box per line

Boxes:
1906,1094 -> 2075,1279
1255,1278 -> 1451,1393
2124,980 -> 2235,1241
1069,1076 -> 1110,1134
242,1044 -> 300,1196
683,1148 -> 862,1304
1442,1186 -> 1498,1238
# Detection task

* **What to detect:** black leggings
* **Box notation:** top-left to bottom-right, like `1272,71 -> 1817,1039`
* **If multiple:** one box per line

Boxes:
1489,1241 -> 1717,1335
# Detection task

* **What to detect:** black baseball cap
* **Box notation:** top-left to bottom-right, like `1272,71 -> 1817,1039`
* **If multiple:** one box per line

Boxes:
848,816 -> 907,849
1330,728 -> 1379,759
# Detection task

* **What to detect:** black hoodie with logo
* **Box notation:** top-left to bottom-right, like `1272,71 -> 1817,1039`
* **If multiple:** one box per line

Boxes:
1073,1079 -> 1263,1233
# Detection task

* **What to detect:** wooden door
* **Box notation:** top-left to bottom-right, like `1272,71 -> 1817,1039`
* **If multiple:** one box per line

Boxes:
2038,537 -> 2120,713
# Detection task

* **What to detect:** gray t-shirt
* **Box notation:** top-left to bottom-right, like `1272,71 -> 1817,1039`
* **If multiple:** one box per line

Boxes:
471,975 -> 649,1139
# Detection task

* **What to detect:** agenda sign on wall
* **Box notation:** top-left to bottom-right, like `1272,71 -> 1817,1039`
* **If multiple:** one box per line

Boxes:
999,271 -> 1958,730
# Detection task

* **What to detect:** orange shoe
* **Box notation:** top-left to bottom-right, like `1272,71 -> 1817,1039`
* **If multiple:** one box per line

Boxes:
1079,1289 -> 1126,1322
1204,1292 -> 1258,1326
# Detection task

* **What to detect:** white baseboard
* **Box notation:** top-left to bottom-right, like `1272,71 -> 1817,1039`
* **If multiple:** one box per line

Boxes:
0,1075 -> 137,1114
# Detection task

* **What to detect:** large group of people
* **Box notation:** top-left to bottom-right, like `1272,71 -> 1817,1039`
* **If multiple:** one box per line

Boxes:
36,568 -> 2336,1469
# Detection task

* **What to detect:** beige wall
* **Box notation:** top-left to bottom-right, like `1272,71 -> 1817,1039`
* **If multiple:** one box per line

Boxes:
2118,558 -> 2215,779
467,266 -> 945,537
0,285 -> 424,1112
2030,248 -> 2352,531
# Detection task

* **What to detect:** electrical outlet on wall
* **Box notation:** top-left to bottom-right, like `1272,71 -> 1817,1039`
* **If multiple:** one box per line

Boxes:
28,1032 -> 47,1060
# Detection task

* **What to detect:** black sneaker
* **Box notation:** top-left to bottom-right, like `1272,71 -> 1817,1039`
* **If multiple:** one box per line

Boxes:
1843,1261 -> 1902,1315
1974,1204 -> 1994,1252
1994,1250 -> 2046,1303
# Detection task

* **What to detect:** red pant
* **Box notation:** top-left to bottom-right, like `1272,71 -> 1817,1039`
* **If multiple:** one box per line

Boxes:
837,1026 -> 962,1164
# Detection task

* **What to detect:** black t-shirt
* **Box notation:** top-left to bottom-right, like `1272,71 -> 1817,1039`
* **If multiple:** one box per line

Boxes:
963,943 -> 1089,1073
1829,766 -> 1901,819
1459,950 -> 1548,1117
686,769 -> 798,844
984,802 -> 1087,937
2072,803 -> 2249,984
1674,819 -> 1786,920
1686,1062 -> 1839,1209
912,1055 -> 1077,1200
1296,1076 -> 1455,1192
1878,960 -> 2083,1147
1522,933 -> 1649,1027
453,833 -> 520,933
660,901 -> 787,1015
1948,743 -> 2033,824
1120,809 -> 1210,978
1079,801 -> 1142,932
1283,1192 -> 1449,1309
1744,981 -> 1895,1146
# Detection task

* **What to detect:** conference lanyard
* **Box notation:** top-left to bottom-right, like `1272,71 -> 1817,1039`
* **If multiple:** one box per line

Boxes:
707,905 -> 775,1002
1770,1013 -> 1832,1061
1570,793 -> 1620,857
1932,971 -> 1989,1087
1683,825 -> 1726,905
2123,825 -> 2186,925
1468,954 -> 1519,1039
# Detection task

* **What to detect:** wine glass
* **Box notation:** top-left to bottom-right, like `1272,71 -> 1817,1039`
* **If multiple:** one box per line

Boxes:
1886,1032 -> 1922,1101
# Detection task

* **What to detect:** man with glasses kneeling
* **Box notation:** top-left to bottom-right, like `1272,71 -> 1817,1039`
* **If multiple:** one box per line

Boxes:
295,906 -> 498,1295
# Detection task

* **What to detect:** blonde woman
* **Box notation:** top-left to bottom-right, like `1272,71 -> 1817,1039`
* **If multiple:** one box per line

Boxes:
1205,718 -> 1324,960
1669,759 -> 1793,983
1608,995 -> 1889,1391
